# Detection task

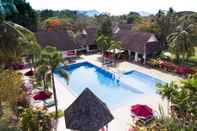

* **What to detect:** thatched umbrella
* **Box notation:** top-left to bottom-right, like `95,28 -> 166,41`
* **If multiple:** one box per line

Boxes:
64,88 -> 114,131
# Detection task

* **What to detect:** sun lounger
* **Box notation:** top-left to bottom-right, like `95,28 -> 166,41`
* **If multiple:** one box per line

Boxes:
104,60 -> 113,66
43,98 -> 55,107
137,116 -> 154,125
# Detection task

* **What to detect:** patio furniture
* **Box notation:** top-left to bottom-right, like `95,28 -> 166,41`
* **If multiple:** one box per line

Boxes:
33,90 -> 52,101
63,50 -> 77,58
24,70 -> 34,76
64,88 -> 114,131
131,104 -> 153,119
136,116 -> 154,125
104,60 -> 113,66
129,104 -> 155,131
44,98 -> 55,107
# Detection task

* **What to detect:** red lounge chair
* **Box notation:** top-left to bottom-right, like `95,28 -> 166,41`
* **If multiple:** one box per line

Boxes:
99,128 -> 105,131
67,51 -> 75,56
33,91 -> 52,100
64,51 -> 76,58
131,104 -> 153,119
24,70 -> 34,76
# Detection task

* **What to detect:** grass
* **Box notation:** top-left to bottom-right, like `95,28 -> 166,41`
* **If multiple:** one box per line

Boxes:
166,47 -> 197,67
50,110 -> 64,118
189,47 -> 197,63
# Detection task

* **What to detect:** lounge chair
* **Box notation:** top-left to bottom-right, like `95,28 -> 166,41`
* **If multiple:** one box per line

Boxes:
137,116 -> 154,125
104,60 -> 113,66
43,98 -> 55,107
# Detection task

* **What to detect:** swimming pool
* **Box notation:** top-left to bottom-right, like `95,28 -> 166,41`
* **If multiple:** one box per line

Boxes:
55,62 -> 163,108
122,71 -> 164,94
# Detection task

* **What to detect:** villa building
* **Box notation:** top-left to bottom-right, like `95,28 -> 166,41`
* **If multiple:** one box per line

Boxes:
35,31 -> 81,58
76,26 -> 98,52
115,30 -> 161,63
35,23 -> 162,62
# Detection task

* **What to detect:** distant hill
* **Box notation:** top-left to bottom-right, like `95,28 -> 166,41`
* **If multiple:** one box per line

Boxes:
176,11 -> 195,17
77,10 -> 101,17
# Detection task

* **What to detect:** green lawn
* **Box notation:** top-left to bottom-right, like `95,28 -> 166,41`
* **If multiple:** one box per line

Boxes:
166,47 -> 197,67
189,47 -> 197,63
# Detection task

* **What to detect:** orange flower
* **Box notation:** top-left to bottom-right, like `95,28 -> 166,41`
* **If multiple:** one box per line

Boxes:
51,19 -> 61,26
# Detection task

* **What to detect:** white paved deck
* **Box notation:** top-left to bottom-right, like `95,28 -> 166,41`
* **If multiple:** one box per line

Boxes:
54,54 -> 181,131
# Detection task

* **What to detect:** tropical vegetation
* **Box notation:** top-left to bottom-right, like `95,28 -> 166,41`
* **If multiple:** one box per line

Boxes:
157,74 -> 197,130
0,21 -> 40,69
96,15 -> 122,65
0,0 -> 197,130
36,46 -> 68,120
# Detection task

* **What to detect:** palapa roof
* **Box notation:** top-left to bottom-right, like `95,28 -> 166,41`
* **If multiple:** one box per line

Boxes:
76,27 -> 97,46
116,30 -> 162,54
118,23 -> 132,30
35,31 -> 80,51
64,88 -> 114,131
35,24 -> 161,55
112,23 -> 132,34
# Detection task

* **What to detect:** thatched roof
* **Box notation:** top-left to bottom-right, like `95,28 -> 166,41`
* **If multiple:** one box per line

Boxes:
64,88 -> 114,131
116,30 -> 162,54
35,31 -> 80,51
76,27 -> 97,47
118,23 -> 132,30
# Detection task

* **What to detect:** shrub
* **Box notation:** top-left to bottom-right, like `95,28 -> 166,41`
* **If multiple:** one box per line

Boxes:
176,66 -> 195,76
147,58 -> 160,68
19,108 -> 52,131
159,60 -> 177,71
0,123 -> 19,131
157,74 -> 197,129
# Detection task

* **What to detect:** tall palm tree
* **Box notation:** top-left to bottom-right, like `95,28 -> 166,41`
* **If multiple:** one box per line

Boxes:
96,34 -> 111,63
167,25 -> 195,63
36,65 -> 49,90
0,21 -> 40,68
155,8 -> 178,46
108,39 -> 121,66
13,22 -> 41,69
37,46 -> 69,121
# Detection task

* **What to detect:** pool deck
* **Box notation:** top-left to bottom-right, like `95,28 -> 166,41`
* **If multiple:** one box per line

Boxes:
53,54 -> 182,131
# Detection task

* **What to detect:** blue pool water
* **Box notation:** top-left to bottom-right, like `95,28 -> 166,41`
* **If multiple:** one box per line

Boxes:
123,71 -> 164,94
55,62 -> 163,108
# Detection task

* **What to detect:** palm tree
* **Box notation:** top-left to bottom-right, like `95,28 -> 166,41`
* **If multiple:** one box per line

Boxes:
108,39 -> 121,66
167,25 -> 195,63
37,46 -> 69,121
157,82 -> 175,114
154,8 -> 178,46
0,21 -> 40,68
13,22 -> 41,70
36,65 -> 49,90
96,34 -> 111,63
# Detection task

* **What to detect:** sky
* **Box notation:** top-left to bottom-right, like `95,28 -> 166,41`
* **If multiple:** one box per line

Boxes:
26,0 -> 197,15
